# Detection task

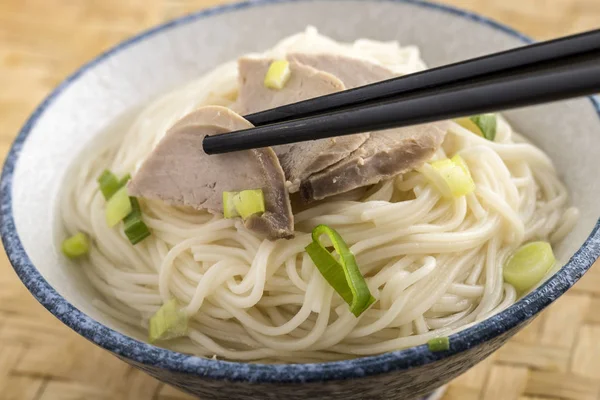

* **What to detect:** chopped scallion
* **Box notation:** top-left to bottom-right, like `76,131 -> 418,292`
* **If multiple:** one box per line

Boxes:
98,170 -> 131,200
123,197 -> 151,245
223,191 -> 240,219
427,337 -> 450,352
119,173 -> 132,186
233,189 -> 265,219
305,225 -> 375,317
97,170 -> 121,200
264,60 -> 291,90
61,232 -> 89,258
456,114 -> 497,141
471,114 -> 497,141
105,186 -> 132,227
222,189 -> 265,220
504,241 -> 555,293
430,155 -> 475,198
149,299 -> 188,343
99,171 -> 149,244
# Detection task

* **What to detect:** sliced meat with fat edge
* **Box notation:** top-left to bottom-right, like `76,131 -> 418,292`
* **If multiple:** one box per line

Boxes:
287,53 -> 449,201
287,52 -> 398,89
128,106 -> 294,239
234,57 -> 369,190
301,122 -> 450,201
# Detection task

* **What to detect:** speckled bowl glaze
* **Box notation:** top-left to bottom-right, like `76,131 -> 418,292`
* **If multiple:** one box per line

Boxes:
2,0 -> 600,399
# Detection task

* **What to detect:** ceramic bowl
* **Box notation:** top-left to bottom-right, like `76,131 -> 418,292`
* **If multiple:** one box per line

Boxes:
2,1 -> 600,399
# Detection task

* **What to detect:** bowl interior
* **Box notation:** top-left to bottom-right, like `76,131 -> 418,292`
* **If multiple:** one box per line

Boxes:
9,0 -> 600,344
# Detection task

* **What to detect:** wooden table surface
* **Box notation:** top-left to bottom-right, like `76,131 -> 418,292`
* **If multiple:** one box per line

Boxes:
1,1 -> 599,399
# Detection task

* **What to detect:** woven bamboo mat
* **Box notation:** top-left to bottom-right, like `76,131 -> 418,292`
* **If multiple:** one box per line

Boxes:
1,1 -> 599,399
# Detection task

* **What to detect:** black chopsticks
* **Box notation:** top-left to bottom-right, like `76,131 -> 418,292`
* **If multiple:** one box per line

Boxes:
202,29 -> 600,155
245,29 -> 600,126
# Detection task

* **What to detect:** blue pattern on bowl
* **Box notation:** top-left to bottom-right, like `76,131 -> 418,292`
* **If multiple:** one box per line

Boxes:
1,0 -> 599,399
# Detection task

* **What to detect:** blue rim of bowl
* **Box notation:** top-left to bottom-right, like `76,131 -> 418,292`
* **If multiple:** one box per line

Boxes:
1,0 -> 599,384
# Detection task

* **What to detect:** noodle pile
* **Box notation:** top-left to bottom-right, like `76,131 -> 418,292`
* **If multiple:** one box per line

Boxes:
61,28 -> 578,362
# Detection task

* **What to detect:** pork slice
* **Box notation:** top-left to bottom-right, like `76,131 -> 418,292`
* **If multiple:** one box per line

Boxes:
234,57 -> 369,189
287,53 -> 448,201
235,57 -> 345,115
287,53 -> 397,89
128,106 -> 293,240
300,122 -> 450,202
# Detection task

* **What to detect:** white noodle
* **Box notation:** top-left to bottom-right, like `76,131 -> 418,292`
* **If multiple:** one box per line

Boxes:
60,28 -> 576,362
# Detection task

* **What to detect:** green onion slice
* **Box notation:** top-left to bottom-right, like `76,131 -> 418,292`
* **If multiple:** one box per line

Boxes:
430,155 -> 475,198
264,60 -> 291,90
233,189 -> 265,219
305,225 -> 375,317
471,114 -> 497,141
98,170 -> 131,200
61,232 -> 90,258
123,197 -> 151,245
222,189 -> 265,220
504,241 -> 555,293
457,114 -> 497,141
427,337 -> 450,352
223,191 -> 240,219
97,170 -> 121,200
118,173 -> 132,186
148,299 -> 188,343
99,170 -> 150,244
105,186 -> 132,227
